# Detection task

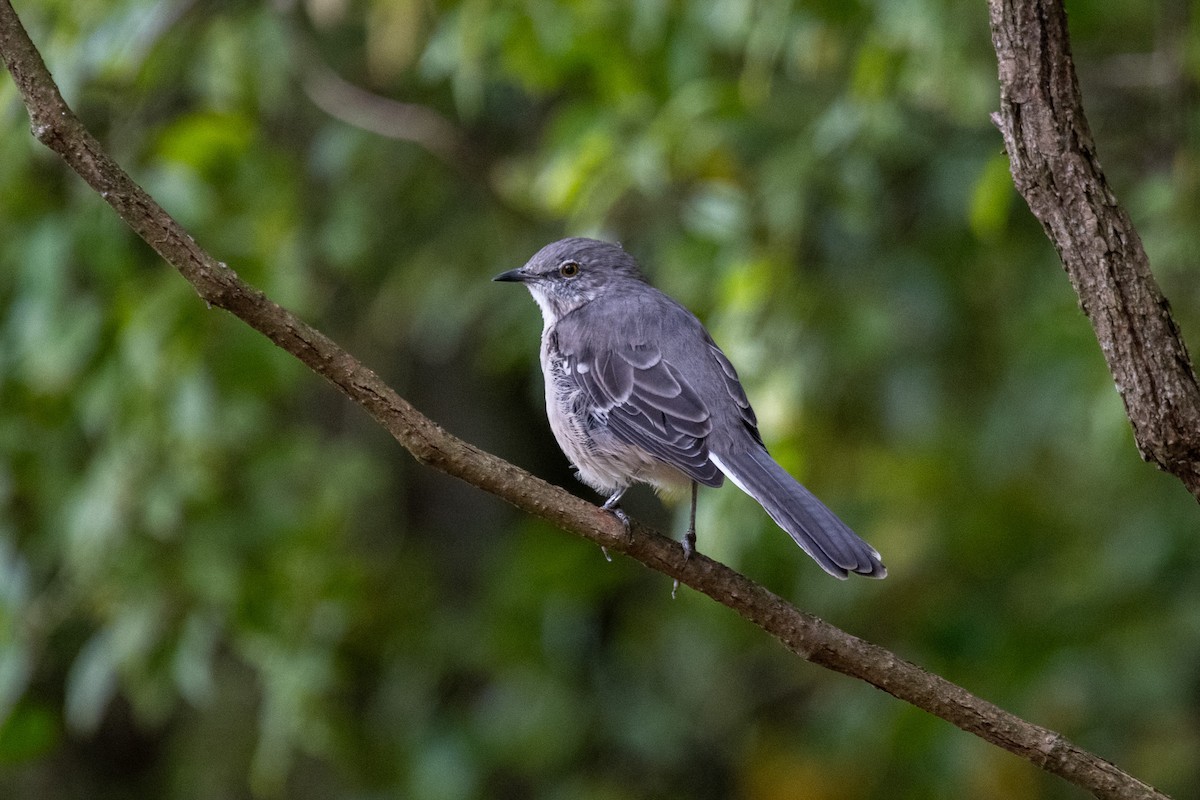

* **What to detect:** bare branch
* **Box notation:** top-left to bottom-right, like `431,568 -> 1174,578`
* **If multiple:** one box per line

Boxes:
0,2 -> 1170,798
988,0 -> 1200,500
298,44 -> 473,168
269,0 -> 474,168
289,19 -> 472,169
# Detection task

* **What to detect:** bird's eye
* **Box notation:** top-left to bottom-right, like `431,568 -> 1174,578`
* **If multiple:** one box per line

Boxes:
559,261 -> 580,278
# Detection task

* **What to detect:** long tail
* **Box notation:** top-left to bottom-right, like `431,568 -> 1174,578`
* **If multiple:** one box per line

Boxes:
709,447 -> 885,579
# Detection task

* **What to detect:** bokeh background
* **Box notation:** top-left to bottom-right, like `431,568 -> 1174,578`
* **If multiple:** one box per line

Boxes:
2,0 -> 1199,797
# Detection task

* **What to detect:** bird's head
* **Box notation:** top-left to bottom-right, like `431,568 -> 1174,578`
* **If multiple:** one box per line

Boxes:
494,237 -> 647,323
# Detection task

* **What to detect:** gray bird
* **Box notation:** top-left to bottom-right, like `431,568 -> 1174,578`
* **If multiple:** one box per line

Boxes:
495,237 -> 885,579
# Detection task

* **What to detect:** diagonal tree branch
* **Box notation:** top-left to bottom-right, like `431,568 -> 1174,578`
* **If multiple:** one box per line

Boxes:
0,2 -> 1169,798
988,0 -> 1200,501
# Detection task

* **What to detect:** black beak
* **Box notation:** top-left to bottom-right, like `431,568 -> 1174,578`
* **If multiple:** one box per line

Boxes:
492,268 -> 527,283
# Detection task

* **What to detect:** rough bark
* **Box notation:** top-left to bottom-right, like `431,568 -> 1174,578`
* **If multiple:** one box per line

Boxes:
989,0 -> 1200,500
0,2 -> 1170,798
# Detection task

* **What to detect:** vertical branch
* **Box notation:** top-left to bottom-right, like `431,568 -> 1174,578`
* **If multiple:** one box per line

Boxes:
987,0 -> 1200,499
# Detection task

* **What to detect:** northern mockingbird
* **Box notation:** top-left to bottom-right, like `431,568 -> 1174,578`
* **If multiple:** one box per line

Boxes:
495,237 -> 885,579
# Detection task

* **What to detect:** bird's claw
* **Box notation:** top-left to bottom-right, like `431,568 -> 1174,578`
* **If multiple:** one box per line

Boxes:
682,528 -> 696,562
600,498 -> 633,544
672,527 -> 697,599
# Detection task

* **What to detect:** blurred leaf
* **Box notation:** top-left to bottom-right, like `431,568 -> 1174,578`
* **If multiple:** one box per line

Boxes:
64,628 -> 121,734
0,703 -> 58,765
969,152 -> 1016,240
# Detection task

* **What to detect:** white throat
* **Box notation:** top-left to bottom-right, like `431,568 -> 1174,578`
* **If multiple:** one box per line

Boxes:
527,285 -> 560,330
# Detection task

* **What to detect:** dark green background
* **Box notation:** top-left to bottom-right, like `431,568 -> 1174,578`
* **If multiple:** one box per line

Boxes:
1,0 -> 1197,797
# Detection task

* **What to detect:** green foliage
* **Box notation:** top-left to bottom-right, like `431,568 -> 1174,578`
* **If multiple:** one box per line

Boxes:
1,0 -> 1198,798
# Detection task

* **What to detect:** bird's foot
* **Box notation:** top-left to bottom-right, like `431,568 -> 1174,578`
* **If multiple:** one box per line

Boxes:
598,492 -> 632,562
600,494 -> 633,544
672,528 -> 697,600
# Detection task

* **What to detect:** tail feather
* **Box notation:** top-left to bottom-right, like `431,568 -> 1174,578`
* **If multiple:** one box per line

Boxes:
710,448 -> 885,579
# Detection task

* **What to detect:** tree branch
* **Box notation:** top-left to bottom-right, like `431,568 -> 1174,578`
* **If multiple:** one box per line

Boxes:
988,0 -> 1200,500
0,2 -> 1169,798
280,11 -> 474,170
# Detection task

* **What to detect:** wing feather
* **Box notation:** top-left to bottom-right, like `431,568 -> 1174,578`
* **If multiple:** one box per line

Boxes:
706,341 -> 761,444
554,321 -> 723,487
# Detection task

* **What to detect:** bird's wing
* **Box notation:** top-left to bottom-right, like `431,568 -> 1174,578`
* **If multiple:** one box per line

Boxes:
553,315 -> 724,487
704,338 -> 763,446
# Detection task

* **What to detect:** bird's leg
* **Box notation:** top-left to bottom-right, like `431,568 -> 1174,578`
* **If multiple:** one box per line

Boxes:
599,489 -> 632,561
683,481 -> 698,560
601,488 -> 630,528
672,481 -> 699,599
